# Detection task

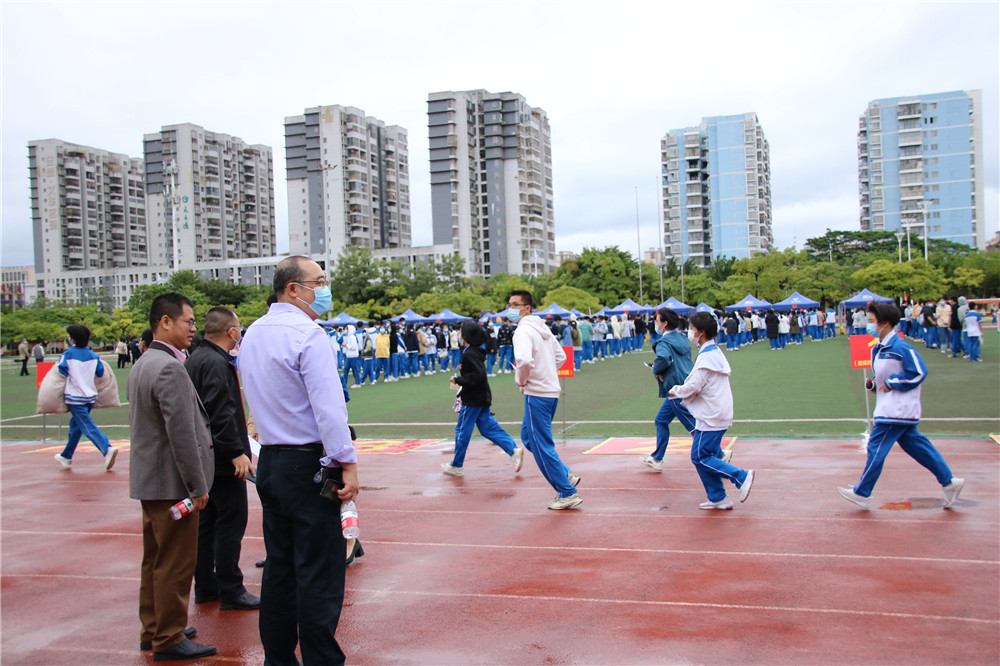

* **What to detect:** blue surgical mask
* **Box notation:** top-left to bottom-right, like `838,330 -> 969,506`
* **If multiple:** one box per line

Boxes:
865,323 -> 880,337
295,283 -> 333,317
507,308 -> 523,323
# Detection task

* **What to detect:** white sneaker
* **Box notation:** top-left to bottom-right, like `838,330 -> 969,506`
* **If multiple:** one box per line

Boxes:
721,448 -> 733,463
511,448 -> 524,473
699,498 -> 733,510
739,469 -> 754,503
943,478 -> 965,508
548,493 -> 583,510
568,471 -> 581,487
440,463 -> 463,477
54,453 -> 72,470
104,447 -> 119,471
639,455 -> 663,472
837,487 -> 870,510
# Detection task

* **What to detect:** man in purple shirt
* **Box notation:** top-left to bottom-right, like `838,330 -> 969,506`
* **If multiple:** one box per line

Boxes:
238,256 -> 358,666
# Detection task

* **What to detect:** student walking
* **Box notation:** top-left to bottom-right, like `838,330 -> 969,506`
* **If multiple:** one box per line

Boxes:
441,321 -> 525,477
669,312 -> 754,510
54,325 -> 118,471
838,302 -> 965,510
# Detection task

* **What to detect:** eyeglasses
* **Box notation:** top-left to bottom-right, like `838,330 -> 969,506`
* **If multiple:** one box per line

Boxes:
298,278 -> 330,288
507,302 -> 525,309
175,318 -> 197,329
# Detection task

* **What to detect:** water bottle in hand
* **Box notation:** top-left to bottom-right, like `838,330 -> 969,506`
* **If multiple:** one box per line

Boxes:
340,500 -> 359,539
169,498 -> 194,520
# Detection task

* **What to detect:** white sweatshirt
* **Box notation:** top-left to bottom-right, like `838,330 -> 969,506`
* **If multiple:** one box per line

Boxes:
512,314 -> 566,399
669,341 -> 733,431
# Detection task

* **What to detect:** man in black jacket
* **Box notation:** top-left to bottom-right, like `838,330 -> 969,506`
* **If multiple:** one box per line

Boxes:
185,306 -> 260,611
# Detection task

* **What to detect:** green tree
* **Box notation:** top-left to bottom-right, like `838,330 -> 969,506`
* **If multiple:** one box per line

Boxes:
851,259 -> 946,300
330,247 -> 385,304
566,246 -> 638,305
540,285 -> 601,313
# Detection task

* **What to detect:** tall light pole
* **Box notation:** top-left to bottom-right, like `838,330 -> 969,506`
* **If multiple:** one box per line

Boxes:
906,223 -> 912,262
919,199 -> 930,260
895,231 -> 904,262
655,177 -> 664,303
635,186 -> 644,306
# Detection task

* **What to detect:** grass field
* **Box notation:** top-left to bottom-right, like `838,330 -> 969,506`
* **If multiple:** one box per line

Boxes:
1,329 -> 997,440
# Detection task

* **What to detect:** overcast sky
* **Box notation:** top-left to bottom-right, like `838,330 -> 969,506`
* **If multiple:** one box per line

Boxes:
2,1 -> 998,268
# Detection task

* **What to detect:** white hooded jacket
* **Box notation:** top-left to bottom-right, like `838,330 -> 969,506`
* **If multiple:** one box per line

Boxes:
342,325 -> 360,358
669,341 -> 733,431
512,314 -> 566,399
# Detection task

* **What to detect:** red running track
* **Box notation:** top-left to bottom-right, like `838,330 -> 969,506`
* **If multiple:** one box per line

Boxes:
2,436 -> 997,664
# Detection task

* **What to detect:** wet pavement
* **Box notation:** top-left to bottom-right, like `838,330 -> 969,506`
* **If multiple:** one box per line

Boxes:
2,436 -> 997,664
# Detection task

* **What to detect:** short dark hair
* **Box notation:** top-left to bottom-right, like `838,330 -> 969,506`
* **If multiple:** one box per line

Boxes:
66,324 -> 90,348
688,312 -> 718,339
266,292 -> 278,307
203,306 -> 238,338
657,308 -> 681,330
273,256 -> 310,294
140,328 -> 153,347
149,292 -> 194,331
508,289 -> 533,308
868,302 -> 901,328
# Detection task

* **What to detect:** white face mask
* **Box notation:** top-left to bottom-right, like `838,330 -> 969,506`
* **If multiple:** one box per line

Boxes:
687,329 -> 698,344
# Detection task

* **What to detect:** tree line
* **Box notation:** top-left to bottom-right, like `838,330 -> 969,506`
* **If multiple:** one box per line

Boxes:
3,230 -> 997,348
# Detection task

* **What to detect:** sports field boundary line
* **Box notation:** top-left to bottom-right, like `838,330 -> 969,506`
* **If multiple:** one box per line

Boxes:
347,587 -> 998,625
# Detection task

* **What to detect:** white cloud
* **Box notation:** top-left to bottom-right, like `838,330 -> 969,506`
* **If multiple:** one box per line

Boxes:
2,1 -> 997,267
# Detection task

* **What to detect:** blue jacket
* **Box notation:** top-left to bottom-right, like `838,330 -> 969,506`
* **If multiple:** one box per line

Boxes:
58,346 -> 104,405
871,329 -> 926,425
651,331 -> 693,398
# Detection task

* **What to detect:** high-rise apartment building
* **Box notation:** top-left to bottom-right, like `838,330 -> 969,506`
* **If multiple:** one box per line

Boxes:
661,113 -> 772,268
285,105 -> 411,267
857,90 -> 984,249
29,139 -> 148,275
428,90 -> 555,277
143,123 -> 276,268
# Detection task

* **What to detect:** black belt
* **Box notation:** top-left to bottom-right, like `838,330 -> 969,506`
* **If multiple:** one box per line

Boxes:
264,443 -> 323,453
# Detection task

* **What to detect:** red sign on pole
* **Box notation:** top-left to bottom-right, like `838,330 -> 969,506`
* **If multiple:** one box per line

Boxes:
849,335 -> 877,369
36,361 -> 55,389
557,346 -> 575,378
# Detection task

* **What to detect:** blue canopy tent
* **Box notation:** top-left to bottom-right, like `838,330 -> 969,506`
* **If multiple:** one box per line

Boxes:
535,303 -> 572,319
328,311 -> 360,326
606,298 -> 644,316
772,291 -> 821,311
695,302 -> 715,313
389,308 -> 431,324
840,288 -> 894,308
654,297 -> 694,315
479,312 -> 502,324
569,308 -> 587,319
428,308 -> 472,325
725,294 -> 772,312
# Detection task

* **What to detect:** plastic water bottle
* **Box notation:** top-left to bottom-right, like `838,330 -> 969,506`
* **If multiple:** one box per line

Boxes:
169,498 -> 194,520
340,501 -> 359,539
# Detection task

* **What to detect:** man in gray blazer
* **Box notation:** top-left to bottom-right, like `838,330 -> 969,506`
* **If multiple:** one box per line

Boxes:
128,292 -> 217,662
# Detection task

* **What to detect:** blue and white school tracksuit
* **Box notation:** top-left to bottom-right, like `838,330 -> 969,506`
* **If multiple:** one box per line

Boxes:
652,398 -> 696,460
450,405 -> 517,468
58,347 -> 111,458
852,330 -> 953,498
670,342 -> 749,503
522,395 -> 577,498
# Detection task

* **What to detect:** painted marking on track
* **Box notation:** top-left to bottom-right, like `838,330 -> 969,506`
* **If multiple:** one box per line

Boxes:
348,539 -> 1000,566
356,438 -> 442,455
991,433 -> 1000,445
23,439 -> 130,454
583,436 -> 737,455
348,587 -> 999,625
2,645 -> 248,663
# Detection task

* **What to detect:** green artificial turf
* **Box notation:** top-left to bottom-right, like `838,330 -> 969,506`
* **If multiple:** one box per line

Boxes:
2,329 -> 997,441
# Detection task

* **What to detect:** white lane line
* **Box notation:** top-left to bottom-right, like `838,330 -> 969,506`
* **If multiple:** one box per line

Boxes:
6,530 -> 992,566
358,539 -> 999,566
348,588 -> 998,625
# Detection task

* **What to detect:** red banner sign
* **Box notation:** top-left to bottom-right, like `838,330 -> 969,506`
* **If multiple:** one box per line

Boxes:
558,346 -> 575,378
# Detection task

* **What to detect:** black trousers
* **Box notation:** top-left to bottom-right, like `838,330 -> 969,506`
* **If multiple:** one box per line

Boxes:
194,473 -> 249,601
257,448 -> 346,666
20,358 -> 29,376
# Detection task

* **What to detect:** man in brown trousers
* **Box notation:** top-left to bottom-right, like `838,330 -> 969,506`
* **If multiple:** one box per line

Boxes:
128,292 -> 216,661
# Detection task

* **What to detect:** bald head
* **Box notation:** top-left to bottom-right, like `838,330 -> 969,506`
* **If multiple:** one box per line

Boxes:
273,256 -> 312,295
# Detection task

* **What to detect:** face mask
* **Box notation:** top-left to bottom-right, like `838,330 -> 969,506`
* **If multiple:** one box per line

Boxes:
507,308 -> 523,323
229,329 -> 241,354
295,283 -> 332,317
866,323 -> 880,337
687,330 -> 698,344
